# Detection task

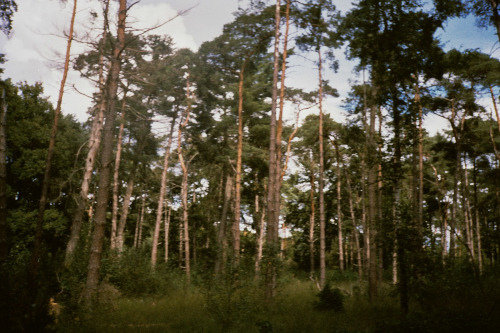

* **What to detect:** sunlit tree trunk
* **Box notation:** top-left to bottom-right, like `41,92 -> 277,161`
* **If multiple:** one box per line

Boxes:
234,56 -> 253,266
152,118 -> 176,266
334,140 -> 344,272
66,0 -> 110,262
164,204 -> 171,263
177,73 -> 193,285
83,0 -> 127,305
32,0 -> 78,280
345,173 -> 362,279
111,100 -> 126,250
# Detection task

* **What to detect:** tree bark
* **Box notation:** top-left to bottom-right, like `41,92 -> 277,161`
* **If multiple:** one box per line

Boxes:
152,118 -> 176,266
177,73 -> 193,285
215,172 -> 232,276
335,140 -> 344,272
317,49 -> 326,290
164,204 -> 170,263
82,0 -> 127,305
309,156 -> 316,279
65,0 -> 110,263
265,0 -> 281,300
345,172 -> 362,279
0,89 -> 7,264
111,100 -> 126,250
32,0 -> 78,280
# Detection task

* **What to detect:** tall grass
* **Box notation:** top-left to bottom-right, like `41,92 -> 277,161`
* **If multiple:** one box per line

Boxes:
57,265 -> 500,333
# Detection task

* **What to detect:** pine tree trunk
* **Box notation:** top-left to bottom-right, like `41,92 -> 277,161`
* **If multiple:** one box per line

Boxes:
65,0 -> 110,262
164,205 -> 170,263
151,118 -> 176,266
335,141 -> 344,272
215,173 -> 232,275
255,197 -> 266,279
32,0 -> 78,280
265,0 -> 281,300
82,0 -> 127,305
234,58 -> 251,266
0,89 -> 7,264
111,102 -> 126,250
309,159 -> 316,279
317,49 -> 326,290
345,173 -> 362,279
177,74 -> 193,285
116,163 -> 138,253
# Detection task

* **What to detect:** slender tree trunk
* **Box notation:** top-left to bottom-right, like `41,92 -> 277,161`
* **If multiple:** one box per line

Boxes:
317,49 -> 327,290
151,118 -> 176,266
31,0 -> 78,280
215,173 -> 232,276
309,158 -> 316,279
0,87 -> 7,332
66,0 -> 110,262
116,160 -> 138,253
255,197 -> 266,279
265,0 -> 281,300
414,78 -> 424,236
490,85 -> 500,133
463,157 -> 474,261
366,83 -> 378,301
83,0 -> 127,305
335,140 -> 344,272
111,100 -> 126,250
164,204 -> 170,263
0,89 -> 7,264
345,173 -> 362,279
274,0 -> 291,229
234,58 -> 251,266
178,74 -> 193,285
472,157 -> 483,273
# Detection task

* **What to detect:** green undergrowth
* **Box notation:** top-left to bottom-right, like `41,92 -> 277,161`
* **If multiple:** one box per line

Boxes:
57,268 -> 500,333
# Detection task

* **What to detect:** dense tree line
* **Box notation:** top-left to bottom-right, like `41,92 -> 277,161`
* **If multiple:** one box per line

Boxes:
1,0 -> 500,331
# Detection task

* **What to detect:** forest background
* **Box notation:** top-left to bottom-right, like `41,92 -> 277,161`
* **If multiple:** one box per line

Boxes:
1,0 -> 500,332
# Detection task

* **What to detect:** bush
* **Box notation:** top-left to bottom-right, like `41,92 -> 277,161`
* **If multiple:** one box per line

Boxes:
315,284 -> 344,312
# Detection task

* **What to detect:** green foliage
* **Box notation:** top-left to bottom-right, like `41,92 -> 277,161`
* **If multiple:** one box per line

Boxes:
315,283 -> 344,311
107,250 -> 176,297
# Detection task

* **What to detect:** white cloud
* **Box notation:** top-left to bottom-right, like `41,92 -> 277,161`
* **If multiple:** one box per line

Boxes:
0,0 -> 199,122
128,3 -> 197,51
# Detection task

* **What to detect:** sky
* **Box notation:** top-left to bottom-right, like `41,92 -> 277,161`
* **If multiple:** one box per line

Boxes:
0,0 -> 498,134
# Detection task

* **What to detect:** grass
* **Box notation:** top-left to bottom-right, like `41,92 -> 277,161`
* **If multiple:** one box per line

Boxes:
57,269 -> 500,333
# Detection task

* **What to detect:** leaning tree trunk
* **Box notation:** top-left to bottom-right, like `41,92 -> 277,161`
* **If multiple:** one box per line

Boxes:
31,0 -> 78,281
65,0 -> 110,263
151,118 -> 176,266
82,0 -> 127,306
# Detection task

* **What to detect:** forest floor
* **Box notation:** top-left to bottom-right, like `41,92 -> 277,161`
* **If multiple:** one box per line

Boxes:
55,271 -> 500,333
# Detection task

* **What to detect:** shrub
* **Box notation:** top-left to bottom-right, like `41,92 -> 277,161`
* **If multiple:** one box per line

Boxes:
315,283 -> 344,312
